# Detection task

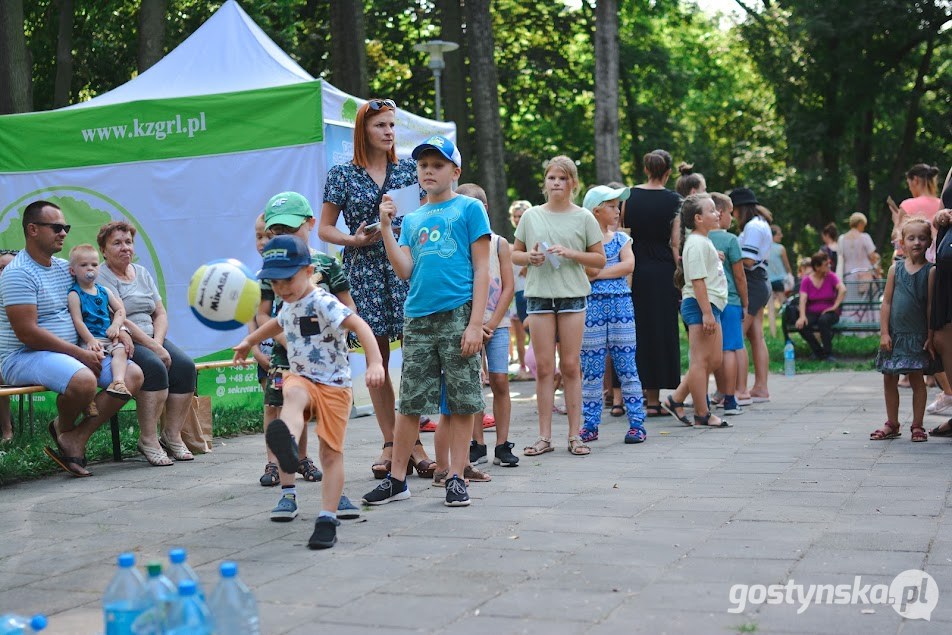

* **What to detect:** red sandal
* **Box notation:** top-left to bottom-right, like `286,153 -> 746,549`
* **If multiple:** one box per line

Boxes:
869,421 -> 900,440
910,425 -> 928,443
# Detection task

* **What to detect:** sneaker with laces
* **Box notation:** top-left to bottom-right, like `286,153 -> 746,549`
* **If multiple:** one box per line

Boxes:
361,476 -> 410,505
463,464 -> 492,482
308,516 -> 340,549
259,462 -> 279,487
469,441 -> 487,464
493,442 -> 519,467
337,495 -> 360,520
927,393 -> 952,414
270,493 -> 298,522
444,475 -> 471,507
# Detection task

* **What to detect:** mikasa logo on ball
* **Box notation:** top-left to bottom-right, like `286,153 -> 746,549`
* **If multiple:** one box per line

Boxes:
188,259 -> 261,331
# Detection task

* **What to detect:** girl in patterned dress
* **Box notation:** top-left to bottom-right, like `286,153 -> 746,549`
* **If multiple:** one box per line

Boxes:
579,186 -> 647,444
318,99 -> 435,478
870,218 -> 935,442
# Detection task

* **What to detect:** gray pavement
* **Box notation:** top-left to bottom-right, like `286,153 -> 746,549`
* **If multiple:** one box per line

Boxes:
2,370 -> 952,634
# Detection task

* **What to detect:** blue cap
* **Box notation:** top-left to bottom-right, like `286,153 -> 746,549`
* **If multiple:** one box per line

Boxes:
178,579 -> 197,596
257,235 -> 311,280
168,548 -> 186,564
117,553 -> 135,568
411,135 -> 462,167
220,562 -> 237,578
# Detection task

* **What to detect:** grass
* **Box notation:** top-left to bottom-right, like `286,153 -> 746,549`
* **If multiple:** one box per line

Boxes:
0,405 -> 262,486
2,325 -> 879,484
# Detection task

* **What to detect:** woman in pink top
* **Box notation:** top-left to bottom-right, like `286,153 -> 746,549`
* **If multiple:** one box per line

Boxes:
889,163 -> 942,261
795,252 -> 846,360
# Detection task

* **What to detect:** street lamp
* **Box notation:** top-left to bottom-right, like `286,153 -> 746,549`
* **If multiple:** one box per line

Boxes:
413,39 -> 459,121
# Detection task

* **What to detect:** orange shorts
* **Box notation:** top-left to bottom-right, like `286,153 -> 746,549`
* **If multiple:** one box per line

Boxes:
282,374 -> 352,453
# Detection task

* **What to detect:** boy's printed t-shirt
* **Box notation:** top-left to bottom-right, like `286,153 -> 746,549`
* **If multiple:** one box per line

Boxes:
514,206 -> 603,298
278,287 -> 354,387
398,194 -> 492,318
681,232 -> 728,311
708,229 -> 743,307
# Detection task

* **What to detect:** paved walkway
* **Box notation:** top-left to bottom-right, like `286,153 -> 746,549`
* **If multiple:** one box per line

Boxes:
2,371 -> 951,634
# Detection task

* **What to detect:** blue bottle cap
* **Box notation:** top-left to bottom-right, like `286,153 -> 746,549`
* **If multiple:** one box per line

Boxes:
169,548 -> 186,564
178,579 -> 197,596
219,561 -> 237,578
117,553 -> 135,568
30,615 -> 48,631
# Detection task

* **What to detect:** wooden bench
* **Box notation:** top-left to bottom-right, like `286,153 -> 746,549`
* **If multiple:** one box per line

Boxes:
781,278 -> 886,340
1,358 -> 252,462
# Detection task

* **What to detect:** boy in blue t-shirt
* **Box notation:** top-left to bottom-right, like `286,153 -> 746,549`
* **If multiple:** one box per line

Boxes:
362,135 -> 491,508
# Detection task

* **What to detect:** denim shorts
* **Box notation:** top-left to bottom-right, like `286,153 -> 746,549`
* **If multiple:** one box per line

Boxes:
485,326 -> 509,374
526,296 -> 587,314
680,297 -> 723,326
1,349 -> 119,394
720,304 -> 744,351
400,302 -> 484,415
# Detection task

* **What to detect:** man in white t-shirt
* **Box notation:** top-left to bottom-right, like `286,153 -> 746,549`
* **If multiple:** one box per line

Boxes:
0,201 -> 143,476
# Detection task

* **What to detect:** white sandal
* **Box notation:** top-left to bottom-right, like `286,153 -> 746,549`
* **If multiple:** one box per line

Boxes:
137,441 -> 172,466
159,435 -> 194,461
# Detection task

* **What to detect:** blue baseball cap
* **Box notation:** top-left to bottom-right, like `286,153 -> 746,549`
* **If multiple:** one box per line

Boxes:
257,235 -> 311,280
411,135 -> 462,167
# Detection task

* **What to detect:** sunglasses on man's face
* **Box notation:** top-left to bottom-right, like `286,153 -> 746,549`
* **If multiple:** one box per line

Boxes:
32,222 -> 71,234
368,99 -> 396,111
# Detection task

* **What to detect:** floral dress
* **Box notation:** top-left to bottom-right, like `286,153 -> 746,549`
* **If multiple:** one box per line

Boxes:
323,158 -> 419,338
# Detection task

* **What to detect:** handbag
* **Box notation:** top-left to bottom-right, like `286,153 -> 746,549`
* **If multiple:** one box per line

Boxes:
163,395 -> 213,454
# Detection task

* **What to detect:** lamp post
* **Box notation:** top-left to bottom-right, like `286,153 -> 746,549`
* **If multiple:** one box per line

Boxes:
413,39 -> 459,121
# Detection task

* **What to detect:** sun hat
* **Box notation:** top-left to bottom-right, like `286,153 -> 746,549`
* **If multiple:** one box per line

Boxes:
411,135 -> 462,167
264,192 -> 314,229
583,185 -> 631,213
729,187 -> 758,207
257,235 -> 311,280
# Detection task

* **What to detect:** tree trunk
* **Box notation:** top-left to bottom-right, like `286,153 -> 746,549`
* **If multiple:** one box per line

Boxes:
52,0 -> 74,108
619,67 -> 639,183
137,0 -> 166,74
329,0 -> 368,97
438,0 -> 471,175
594,0 -> 622,184
0,0 -> 32,113
465,0 -> 509,231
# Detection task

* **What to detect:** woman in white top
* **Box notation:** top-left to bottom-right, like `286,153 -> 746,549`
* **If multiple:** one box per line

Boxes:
730,188 -> 773,403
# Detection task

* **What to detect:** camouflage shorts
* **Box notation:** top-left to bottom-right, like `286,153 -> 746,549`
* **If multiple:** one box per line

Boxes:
399,302 -> 484,416
264,343 -> 290,407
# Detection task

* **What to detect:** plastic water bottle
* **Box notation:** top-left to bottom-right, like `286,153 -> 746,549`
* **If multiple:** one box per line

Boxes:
165,580 -> 213,635
209,562 -> 260,635
0,614 -> 47,634
783,340 -> 796,377
166,548 -> 205,600
103,553 -> 149,635
131,561 -> 176,634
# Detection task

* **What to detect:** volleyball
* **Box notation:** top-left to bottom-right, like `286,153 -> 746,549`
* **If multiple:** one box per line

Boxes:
188,259 -> 261,330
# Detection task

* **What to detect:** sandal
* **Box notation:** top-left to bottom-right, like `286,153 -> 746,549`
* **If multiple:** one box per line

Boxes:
106,380 -> 133,399
610,404 -> 626,417
567,435 -> 591,455
523,436 -> 554,456
159,434 -> 194,461
44,446 -> 93,477
869,421 -> 901,440
693,413 -> 732,428
910,425 -> 928,443
259,462 -> 280,486
137,440 -> 173,466
645,404 -> 666,417
624,427 -> 647,444
298,456 -> 323,481
578,427 -> 599,442
663,395 -> 692,426
409,439 -> 436,478
371,441 -> 394,480
929,421 -> 952,437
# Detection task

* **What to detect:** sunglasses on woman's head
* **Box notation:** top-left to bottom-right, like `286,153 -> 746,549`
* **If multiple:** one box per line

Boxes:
368,99 -> 396,111
32,222 -> 71,234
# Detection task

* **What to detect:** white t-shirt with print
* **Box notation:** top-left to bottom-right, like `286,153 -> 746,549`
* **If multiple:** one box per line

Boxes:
278,287 -> 353,387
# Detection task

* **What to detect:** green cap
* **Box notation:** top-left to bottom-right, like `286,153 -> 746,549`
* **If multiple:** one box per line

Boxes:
146,561 -> 162,576
264,191 -> 314,229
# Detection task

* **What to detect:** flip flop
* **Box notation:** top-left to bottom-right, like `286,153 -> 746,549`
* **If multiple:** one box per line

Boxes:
43,446 -> 92,477
928,424 -> 952,438
49,421 -> 87,467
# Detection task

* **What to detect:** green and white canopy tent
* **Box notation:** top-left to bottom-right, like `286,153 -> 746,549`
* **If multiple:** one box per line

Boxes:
0,0 -> 453,375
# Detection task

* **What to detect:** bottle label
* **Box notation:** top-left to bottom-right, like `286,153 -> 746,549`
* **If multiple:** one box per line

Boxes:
105,607 -> 145,634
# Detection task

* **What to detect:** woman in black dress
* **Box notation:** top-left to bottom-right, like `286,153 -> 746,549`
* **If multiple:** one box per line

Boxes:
928,168 -> 952,437
625,150 -> 682,415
